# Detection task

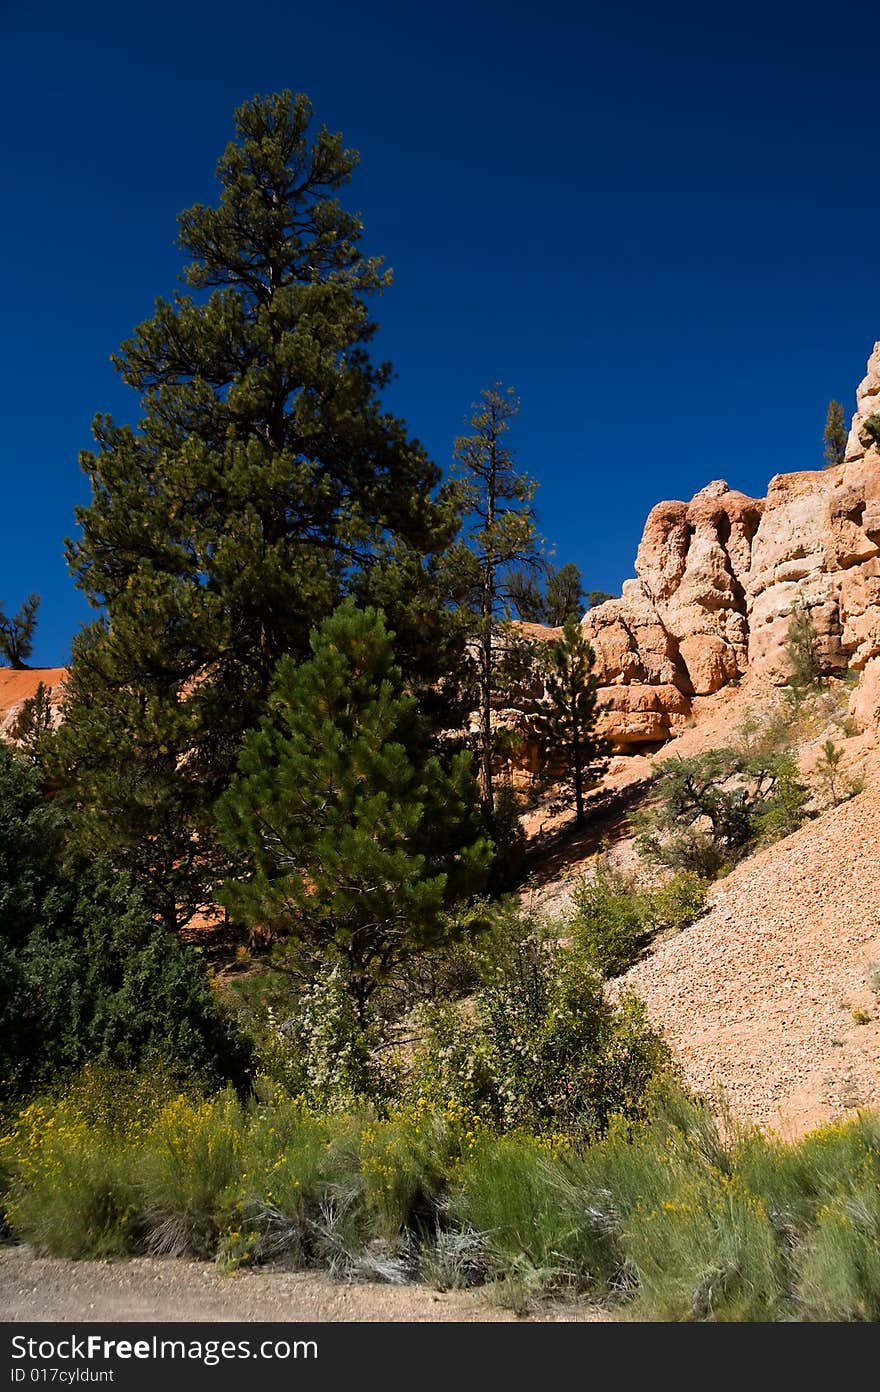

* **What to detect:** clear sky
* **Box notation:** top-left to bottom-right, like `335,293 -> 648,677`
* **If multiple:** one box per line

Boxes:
1,0 -> 878,665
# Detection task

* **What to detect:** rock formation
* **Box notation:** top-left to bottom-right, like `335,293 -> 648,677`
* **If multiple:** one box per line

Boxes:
0,667 -> 67,740
583,342 -> 880,751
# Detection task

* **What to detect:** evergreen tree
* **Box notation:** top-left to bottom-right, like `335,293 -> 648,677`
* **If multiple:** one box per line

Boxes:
9,681 -> 56,770
215,602 -> 492,1022
532,617 -> 608,826
785,595 -> 821,702
0,593 -> 39,668
508,561 -> 585,626
587,590 -> 615,609
506,567 -> 545,623
450,383 -> 541,822
544,562 -> 585,625
823,399 -> 847,467
0,744 -> 249,1102
57,92 -> 463,930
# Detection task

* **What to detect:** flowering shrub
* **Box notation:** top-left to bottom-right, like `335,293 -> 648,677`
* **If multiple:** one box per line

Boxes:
5,1070 -> 880,1319
405,913 -> 671,1138
254,962 -> 393,1110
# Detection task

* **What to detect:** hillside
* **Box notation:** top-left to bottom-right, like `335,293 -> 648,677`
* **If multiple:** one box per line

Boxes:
605,696 -> 880,1136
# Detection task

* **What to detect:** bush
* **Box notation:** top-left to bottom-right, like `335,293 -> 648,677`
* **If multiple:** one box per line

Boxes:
405,907 -> 672,1138
569,864 -> 707,978
449,1134 -> 616,1295
636,747 -> 808,877
622,1174 -> 783,1320
5,1072 -> 880,1320
19,862 -> 252,1098
784,597 -> 822,704
251,961 -> 392,1111
0,741 -> 251,1104
796,1182 -> 880,1320
3,1096 -> 139,1258
569,864 -> 649,977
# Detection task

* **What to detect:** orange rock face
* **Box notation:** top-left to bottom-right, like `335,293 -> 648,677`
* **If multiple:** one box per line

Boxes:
574,343 -> 880,750
0,667 -> 67,739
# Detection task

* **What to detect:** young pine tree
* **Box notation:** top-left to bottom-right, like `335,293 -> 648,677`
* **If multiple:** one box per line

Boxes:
0,594 -> 39,668
785,596 -> 821,703
823,399 -> 848,467
9,681 -> 56,770
57,92 -> 463,930
532,617 -> 608,826
450,384 -> 541,823
215,602 -> 492,1023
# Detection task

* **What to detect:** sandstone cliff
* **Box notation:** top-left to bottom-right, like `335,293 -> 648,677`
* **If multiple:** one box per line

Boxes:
0,667 -> 66,740
584,341 -> 880,750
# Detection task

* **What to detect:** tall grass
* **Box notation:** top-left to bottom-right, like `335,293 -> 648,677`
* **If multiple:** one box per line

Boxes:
3,1071 -> 880,1320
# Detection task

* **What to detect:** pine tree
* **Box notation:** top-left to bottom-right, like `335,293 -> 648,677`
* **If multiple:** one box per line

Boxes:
587,590 -> 615,609
507,561 -> 585,626
544,562 -> 585,625
785,595 -> 821,703
57,92 -> 464,930
0,594 -> 39,668
823,399 -> 847,467
532,617 -> 608,826
9,680 -> 55,769
216,602 -> 492,1022
450,383 -> 541,822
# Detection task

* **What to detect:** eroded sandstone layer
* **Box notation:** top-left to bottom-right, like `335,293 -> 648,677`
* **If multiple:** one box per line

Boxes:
585,342 -> 880,750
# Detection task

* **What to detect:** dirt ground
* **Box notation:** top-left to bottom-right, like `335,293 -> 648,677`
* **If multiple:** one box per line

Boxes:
0,1246 -> 608,1323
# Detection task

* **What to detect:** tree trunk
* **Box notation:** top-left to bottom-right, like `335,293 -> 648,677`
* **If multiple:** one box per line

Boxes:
571,693 -> 585,827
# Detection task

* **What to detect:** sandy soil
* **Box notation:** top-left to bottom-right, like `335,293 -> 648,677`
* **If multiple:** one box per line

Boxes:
0,1247 -> 607,1323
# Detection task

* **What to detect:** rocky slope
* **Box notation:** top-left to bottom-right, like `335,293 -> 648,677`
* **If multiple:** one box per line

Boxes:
614,746 -> 880,1137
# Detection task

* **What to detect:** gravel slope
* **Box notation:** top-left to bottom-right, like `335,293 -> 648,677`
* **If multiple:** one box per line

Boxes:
617,754 -> 880,1134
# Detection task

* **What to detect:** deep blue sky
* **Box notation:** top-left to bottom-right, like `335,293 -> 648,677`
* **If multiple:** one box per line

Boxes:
1,0 -> 878,666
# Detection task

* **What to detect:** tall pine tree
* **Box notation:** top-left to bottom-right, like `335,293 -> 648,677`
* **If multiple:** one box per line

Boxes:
450,384 -> 541,824
57,93 -> 463,930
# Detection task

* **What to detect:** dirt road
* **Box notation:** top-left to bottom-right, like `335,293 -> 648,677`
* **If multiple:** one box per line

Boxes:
0,1246 -> 605,1323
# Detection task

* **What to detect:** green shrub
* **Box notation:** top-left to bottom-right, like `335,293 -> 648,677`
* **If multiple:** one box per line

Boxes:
0,745 -> 251,1104
406,908 -> 672,1138
569,864 -> 649,977
784,597 -> 822,705
134,1094 -> 246,1257
449,1134 -> 615,1295
622,1174 -> 784,1320
863,414 -> 880,448
796,1183 -> 880,1320
2,1083 -> 147,1258
7,1069 -> 880,1322
636,747 -> 808,877
569,864 -> 707,978
251,961 -> 392,1111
